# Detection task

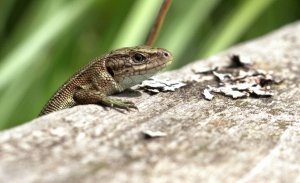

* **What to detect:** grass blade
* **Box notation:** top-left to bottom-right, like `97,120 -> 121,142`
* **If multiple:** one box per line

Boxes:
110,0 -> 162,48
199,0 -> 276,57
0,0 -> 94,91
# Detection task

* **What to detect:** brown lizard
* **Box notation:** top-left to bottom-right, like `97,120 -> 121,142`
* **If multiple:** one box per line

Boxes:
39,46 -> 173,116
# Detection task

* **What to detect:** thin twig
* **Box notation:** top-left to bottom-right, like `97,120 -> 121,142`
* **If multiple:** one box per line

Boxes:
145,0 -> 172,46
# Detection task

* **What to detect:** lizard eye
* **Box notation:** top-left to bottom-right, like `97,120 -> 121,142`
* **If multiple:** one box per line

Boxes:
132,53 -> 146,62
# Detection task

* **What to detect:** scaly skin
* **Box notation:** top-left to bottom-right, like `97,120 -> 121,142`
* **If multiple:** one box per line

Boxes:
39,46 -> 173,116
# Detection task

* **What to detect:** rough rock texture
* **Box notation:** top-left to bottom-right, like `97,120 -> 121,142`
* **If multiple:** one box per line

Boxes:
1,22 -> 300,183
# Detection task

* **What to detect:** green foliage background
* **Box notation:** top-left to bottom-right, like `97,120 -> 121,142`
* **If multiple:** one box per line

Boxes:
0,0 -> 299,130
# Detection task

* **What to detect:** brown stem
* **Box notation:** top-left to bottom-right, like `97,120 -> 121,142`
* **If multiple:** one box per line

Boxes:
145,0 -> 172,46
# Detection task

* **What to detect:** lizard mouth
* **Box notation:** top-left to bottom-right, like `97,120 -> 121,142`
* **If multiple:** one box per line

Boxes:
158,48 -> 173,65
124,58 -> 172,78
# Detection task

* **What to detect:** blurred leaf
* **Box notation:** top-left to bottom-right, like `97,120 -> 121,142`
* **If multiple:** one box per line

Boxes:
0,0 -> 95,91
0,56 -> 48,130
0,0 -> 17,39
159,0 -> 221,69
0,0 -> 96,129
110,0 -> 162,48
199,0 -> 275,57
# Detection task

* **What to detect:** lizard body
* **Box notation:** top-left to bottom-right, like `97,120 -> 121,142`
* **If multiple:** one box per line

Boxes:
39,46 -> 173,116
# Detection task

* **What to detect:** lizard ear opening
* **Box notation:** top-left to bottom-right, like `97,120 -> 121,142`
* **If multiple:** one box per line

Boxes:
106,66 -> 115,77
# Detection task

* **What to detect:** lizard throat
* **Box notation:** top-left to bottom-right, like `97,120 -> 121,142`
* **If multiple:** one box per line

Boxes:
116,62 -> 168,89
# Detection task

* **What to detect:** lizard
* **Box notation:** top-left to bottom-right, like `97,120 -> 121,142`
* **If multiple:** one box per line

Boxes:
39,46 -> 173,116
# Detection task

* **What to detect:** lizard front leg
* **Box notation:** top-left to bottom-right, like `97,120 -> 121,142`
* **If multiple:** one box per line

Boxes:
73,89 -> 138,111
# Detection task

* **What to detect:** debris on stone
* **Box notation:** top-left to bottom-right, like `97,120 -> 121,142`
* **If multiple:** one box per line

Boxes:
139,78 -> 186,94
192,66 -> 218,75
249,85 -> 274,97
185,74 -> 214,83
195,54 -> 282,100
142,130 -> 167,139
228,54 -> 253,68
202,88 -> 214,101
212,71 -> 233,82
210,85 -> 249,99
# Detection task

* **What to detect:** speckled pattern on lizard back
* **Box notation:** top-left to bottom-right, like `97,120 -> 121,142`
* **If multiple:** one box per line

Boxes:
39,46 -> 173,116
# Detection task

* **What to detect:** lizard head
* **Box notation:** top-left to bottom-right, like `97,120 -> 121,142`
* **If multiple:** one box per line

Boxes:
105,46 -> 173,89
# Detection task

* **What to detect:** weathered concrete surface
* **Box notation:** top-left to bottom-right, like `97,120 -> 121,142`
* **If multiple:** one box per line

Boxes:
1,22 -> 300,183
